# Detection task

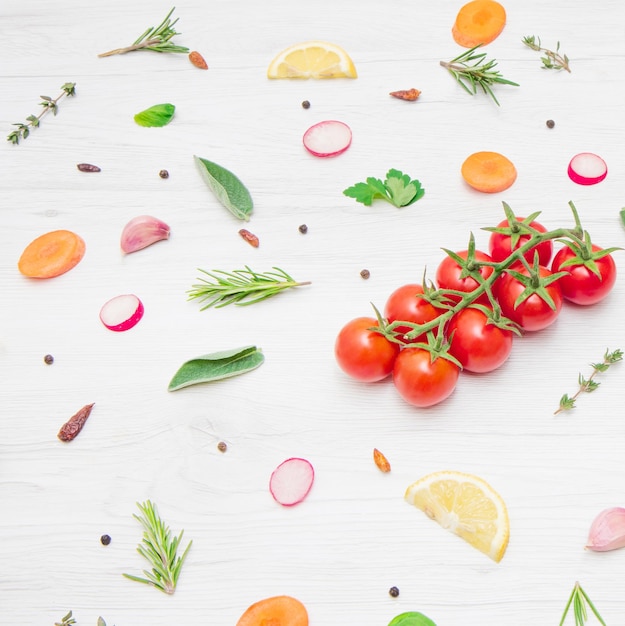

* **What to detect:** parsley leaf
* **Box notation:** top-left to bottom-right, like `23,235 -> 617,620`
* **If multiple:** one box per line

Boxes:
343,169 -> 425,208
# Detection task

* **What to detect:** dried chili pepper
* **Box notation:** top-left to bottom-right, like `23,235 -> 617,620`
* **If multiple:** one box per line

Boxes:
189,51 -> 208,70
373,448 -> 391,472
57,403 -> 95,442
238,228 -> 259,248
389,88 -> 421,101
77,163 -> 101,172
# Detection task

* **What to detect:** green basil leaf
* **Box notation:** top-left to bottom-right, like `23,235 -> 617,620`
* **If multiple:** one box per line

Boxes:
194,155 -> 254,221
388,612 -> 437,626
134,103 -> 176,127
168,345 -> 264,391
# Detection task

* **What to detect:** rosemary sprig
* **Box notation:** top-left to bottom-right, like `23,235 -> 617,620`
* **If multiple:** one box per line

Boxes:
98,7 -> 189,57
555,348 -> 622,414
55,612 -> 76,626
559,582 -> 606,626
188,266 -> 311,309
7,82 -> 76,144
440,45 -> 519,106
123,500 -> 192,595
522,35 -> 571,72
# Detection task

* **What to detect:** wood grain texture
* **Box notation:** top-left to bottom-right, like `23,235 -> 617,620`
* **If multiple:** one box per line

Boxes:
2,1 -> 625,624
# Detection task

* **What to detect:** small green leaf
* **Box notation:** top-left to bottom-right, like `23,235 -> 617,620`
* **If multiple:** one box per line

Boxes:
168,345 -> 264,391
388,611 -> 437,626
194,155 -> 254,221
620,208 -> 625,228
133,103 -> 176,127
97,619 -> 107,626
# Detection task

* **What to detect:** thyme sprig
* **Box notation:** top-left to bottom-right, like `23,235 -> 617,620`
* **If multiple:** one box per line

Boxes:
188,266 -> 311,309
440,45 -> 519,106
98,7 -> 189,57
7,82 -> 76,144
123,500 -> 192,595
559,582 -> 606,626
522,35 -> 571,72
55,612 -> 76,626
555,348 -> 622,414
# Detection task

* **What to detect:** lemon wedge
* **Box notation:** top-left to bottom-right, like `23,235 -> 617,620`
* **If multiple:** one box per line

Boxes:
405,470 -> 510,562
267,41 -> 357,79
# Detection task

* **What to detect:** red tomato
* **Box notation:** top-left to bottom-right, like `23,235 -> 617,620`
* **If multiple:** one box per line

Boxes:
392,347 -> 460,407
435,249 -> 496,304
551,244 -> 617,305
488,217 -> 553,266
335,317 -> 400,382
384,284 -> 442,341
497,266 -> 563,331
447,307 -> 513,373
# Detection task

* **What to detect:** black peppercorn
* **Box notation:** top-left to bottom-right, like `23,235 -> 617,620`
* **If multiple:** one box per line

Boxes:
100,534 -> 111,546
389,586 -> 399,597
159,169 -> 169,179
360,269 -> 371,279
217,441 -> 227,453
298,224 -> 308,234
301,100 -> 311,109
43,354 -> 54,365
546,119 -> 555,129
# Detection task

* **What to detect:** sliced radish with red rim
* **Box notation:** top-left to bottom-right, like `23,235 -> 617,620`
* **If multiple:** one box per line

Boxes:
100,294 -> 144,332
568,152 -> 607,185
269,457 -> 315,506
303,120 -> 352,157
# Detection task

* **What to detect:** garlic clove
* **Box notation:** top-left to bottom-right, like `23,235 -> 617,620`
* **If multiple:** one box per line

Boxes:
586,506 -> 625,552
121,215 -> 170,254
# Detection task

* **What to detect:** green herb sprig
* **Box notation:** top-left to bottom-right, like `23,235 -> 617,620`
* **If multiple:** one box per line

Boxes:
123,500 -> 192,595
522,35 -> 571,72
98,7 -> 189,57
555,348 -> 622,414
440,45 -> 519,106
559,582 -> 606,626
343,169 -> 425,208
7,82 -> 76,144
55,612 -> 76,626
188,266 -> 311,309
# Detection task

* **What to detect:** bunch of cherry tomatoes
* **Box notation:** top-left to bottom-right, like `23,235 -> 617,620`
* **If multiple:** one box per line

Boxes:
334,203 -> 619,408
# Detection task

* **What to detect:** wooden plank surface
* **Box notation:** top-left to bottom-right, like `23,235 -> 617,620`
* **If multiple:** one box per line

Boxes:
2,0 -> 625,624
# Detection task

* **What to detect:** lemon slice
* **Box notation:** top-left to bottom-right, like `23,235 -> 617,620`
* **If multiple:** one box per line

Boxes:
405,470 -> 509,562
267,41 -> 357,79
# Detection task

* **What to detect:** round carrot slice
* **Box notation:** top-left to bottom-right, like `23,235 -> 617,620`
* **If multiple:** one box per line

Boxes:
236,595 -> 308,626
452,0 -> 507,48
18,229 -> 86,278
461,151 -> 517,193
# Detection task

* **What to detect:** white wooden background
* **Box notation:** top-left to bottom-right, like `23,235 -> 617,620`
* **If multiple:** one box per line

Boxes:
2,0 -> 625,624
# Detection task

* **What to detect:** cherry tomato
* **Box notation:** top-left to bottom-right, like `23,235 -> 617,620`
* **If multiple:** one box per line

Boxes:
435,249 -> 496,304
384,284 -> 442,341
497,266 -> 563,331
447,307 -> 513,373
392,347 -> 460,407
335,317 -> 400,382
488,217 -> 553,266
551,244 -> 617,305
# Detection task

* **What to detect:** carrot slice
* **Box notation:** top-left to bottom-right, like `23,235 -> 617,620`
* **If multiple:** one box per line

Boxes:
452,0 -> 507,48
18,229 -> 86,278
236,595 -> 308,626
461,151 -> 517,193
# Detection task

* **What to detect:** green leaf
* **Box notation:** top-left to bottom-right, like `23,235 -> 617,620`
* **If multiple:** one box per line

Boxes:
343,180 -> 382,206
194,155 -> 254,221
343,169 -> 425,208
168,345 -> 264,391
388,611 -> 437,626
97,619 -> 107,626
620,208 -> 625,228
133,103 -> 176,127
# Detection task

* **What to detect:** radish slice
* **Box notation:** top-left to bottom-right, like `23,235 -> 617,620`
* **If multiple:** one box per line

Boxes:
269,457 -> 315,506
568,152 -> 608,185
303,120 -> 352,157
99,294 -> 144,332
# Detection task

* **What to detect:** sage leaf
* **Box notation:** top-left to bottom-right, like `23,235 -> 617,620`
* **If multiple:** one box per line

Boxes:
194,155 -> 254,221
134,103 -> 176,127
168,345 -> 264,391
388,612 -> 437,626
